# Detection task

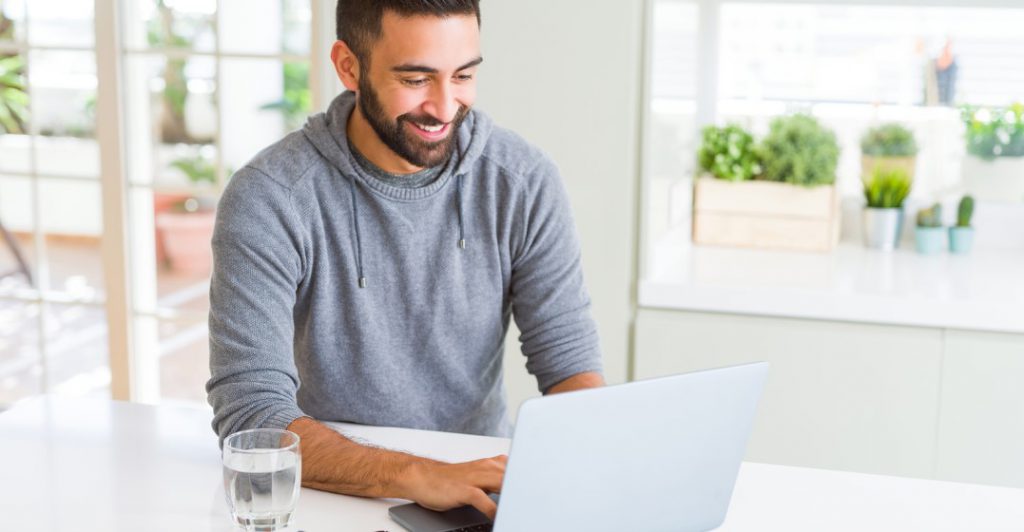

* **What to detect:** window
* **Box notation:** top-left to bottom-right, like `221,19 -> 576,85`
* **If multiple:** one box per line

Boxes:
642,0 -> 1024,273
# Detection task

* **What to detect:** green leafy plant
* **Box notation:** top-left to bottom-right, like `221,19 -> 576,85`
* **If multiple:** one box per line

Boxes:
916,203 -> 943,228
261,62 -> 312,131
961,103 -> 1024,160
697,124 -> 762,182
861,123 -> 918,157
760,114 -> 839,187
957,195 -> 974,227
0,54 -> 28,134
863,167 -> 912,209
170,155 -> 222,186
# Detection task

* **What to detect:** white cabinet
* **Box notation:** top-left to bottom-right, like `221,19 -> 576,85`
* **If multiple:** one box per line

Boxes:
635,309 -> 944,478
634,309 -> 1024,487
936,330 -> 1024,488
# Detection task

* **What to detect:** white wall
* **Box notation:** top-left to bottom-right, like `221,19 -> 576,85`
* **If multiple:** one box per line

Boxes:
476,1 -> 645,414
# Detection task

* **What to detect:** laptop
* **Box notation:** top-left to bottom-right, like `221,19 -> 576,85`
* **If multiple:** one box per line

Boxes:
389,362 -> 768,532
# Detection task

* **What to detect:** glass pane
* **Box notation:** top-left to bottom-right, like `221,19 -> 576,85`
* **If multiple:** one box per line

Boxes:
0,50 -> 31,174
283,0 -> 311,56
218,0 -> 310,55
44,302 -> 110,398
26,0 -> 93,48
29,50 -> 99,177
0,174 -> 35,296
221,58 -> 309,172
0,0 -> 26,43
124,54 -> 219,189
122,0 -> 216,53
38,178 -> 104,299
716,4 -> 1024,202
647,0 -> 698,249
0,300 -> 42,407
158,315 -> 209,404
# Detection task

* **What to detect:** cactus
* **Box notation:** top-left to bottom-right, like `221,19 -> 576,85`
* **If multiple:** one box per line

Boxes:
957,195 -> 975,227
916,203 -> 943,228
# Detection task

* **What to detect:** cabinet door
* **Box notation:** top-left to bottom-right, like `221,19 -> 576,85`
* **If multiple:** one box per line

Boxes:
936,330 -> 1024,488
634,309 -> 943,478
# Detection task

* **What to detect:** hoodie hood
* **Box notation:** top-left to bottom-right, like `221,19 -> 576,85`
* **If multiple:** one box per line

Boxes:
302,90 -> 493,189
301,91 -> 493,288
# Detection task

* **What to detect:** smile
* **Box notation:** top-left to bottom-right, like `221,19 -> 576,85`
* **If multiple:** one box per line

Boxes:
409,121 -> 451,140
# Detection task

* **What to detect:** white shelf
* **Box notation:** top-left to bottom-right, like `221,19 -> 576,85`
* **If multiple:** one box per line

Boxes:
639,229 -> 1024,334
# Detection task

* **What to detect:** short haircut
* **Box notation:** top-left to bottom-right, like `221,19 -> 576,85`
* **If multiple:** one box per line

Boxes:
336,0 -> 481,66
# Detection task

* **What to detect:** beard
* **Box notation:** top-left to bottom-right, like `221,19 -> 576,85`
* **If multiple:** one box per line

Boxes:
356,76 -> 470,169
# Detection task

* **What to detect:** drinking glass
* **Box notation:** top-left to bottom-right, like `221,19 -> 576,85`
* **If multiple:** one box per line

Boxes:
223,428 -> 302,531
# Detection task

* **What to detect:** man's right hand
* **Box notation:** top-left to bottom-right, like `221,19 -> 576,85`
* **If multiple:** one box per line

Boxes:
397,455 -> 508,520
286,416 -> 506,520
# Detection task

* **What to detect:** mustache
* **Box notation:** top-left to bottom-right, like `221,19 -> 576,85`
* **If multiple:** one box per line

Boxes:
398,106 -> 469,127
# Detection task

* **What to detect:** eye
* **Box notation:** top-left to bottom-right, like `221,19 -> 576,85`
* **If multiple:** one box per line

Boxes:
455,73 -> 474,82
402,78 -> 429,87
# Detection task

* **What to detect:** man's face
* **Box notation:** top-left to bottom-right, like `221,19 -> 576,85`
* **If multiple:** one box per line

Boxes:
356,12 -> 481,169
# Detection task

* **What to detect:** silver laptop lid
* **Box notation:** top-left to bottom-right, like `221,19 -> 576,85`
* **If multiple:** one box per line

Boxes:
493,362 -> 768,532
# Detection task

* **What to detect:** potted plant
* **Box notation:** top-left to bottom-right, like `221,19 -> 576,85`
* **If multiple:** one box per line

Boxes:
914,203 -> 944,255
960,103 -> 1024,202
692,115 -> 841,252
862,166 -> 911,250
861,123 -> 918,183
155,155 -> 221,273
949,195 -> 975,254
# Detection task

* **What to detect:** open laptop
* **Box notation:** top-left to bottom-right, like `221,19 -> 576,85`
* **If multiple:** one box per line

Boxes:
390,362 -> 768,532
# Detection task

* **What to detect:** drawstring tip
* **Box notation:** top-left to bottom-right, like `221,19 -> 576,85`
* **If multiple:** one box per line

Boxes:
458,239 -> 466,249
358,277 -> 367,288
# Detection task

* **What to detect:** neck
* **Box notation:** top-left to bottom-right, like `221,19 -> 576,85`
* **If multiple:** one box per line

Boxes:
346,103 -> 424,175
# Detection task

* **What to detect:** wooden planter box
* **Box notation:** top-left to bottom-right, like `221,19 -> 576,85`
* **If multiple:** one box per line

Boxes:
692,177 -> 841,252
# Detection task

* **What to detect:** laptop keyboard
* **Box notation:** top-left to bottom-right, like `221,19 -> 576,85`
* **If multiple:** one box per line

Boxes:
450,525 -> 492,532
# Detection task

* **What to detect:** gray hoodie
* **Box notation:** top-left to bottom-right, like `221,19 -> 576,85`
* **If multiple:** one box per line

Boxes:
206,91 -> 602,441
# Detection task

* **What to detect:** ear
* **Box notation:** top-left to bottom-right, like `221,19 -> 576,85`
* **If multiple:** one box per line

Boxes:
331,40 -> 361,92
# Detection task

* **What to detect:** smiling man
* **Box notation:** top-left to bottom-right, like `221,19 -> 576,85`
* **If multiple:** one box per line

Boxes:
206,0 -> 604,519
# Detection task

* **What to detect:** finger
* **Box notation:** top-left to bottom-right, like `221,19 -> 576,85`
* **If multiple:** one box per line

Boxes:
466,488 -> 498,521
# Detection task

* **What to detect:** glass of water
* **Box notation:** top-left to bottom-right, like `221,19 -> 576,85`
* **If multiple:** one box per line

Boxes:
223,428 -> 302,531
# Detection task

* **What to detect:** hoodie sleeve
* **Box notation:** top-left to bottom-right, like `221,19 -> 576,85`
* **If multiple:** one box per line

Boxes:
206,166 -> 308,444
509,156 -> 604,393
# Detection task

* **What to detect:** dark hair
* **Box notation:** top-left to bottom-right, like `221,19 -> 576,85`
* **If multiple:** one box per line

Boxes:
336,0 -> 481,64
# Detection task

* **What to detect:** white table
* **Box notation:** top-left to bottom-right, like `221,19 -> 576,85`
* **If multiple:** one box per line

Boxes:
4,396 -> 1024,531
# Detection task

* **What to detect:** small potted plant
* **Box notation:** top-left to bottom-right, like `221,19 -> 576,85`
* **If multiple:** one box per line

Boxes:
914,203 -> 944,255
155,154 -> 221,273
949,195 -> 975,254
863,166 -> 912,250
861,123 -> 918,183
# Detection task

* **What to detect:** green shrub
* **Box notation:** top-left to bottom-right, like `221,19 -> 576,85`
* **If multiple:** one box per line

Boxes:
697,124 -> 762,182
861,123 -> 918,157
760,114 -> 839,187
916,203 -> 942,228
961,103 -> 1024,160
957,195 -> 974,227
863,167 -> 912,209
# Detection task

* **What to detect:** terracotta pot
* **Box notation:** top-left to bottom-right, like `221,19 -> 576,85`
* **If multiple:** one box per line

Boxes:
155,210 -> 216,274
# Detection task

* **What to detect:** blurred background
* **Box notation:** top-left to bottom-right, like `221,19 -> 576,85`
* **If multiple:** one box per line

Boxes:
0,0 -> 1022,492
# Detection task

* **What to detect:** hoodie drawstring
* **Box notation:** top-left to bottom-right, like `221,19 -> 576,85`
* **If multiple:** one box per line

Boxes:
456,173 -> 466,249
347,179 -> 367,288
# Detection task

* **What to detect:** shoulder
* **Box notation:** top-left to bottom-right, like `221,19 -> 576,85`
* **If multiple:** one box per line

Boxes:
477,123 -> 559,187
241,129 -> 324,191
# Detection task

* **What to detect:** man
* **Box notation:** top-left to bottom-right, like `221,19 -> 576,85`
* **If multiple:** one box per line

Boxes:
206,0 -> 604,519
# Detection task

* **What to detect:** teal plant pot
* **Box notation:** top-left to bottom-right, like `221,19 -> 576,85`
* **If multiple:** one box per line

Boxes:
914,226 -> 945,255
949,226 -> 975,254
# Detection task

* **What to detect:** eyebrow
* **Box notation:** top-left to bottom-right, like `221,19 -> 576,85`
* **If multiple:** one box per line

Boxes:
391,57 -> 483,74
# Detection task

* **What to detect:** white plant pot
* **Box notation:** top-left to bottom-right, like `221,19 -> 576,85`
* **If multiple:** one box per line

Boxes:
961,156 -> 1024,203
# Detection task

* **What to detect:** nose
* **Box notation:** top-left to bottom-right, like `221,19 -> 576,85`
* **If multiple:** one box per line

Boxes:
422,81 -> 460,124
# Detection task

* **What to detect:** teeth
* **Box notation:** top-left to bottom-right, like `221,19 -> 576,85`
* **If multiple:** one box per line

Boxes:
416,123 -> 444,133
